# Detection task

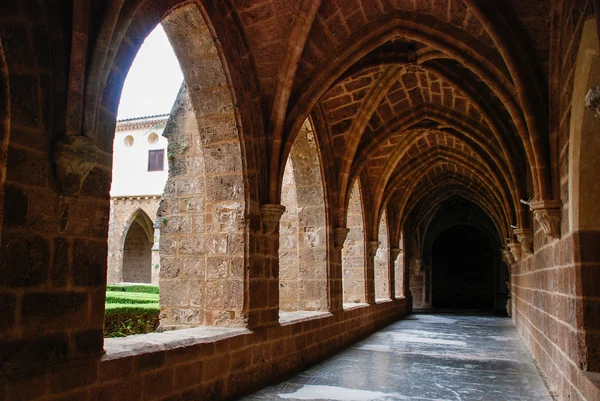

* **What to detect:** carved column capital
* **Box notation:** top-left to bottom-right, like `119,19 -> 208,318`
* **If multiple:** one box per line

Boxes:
502,247 -> 516,265
260,204 -> 286,235
529,200 -> 562,240
585,85 -> 600,118
333,227 -> 350,248
390,248 -> 402,262
514,228 -> 533,255
53,135 -> 97,196
508,242 -> 521,262
367,241 -> 379,258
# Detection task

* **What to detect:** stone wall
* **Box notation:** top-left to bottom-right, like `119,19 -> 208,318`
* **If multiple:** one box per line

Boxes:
0,300 -> 409,401
107,197 -> 161,284
122,221 -> 153,284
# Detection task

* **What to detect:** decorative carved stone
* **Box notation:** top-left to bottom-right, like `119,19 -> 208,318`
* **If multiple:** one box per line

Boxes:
390,247 -> 401,262
260,204 -> 286,235
333,227 -> 350,248
585,85 -> 600,118
508,242 -> 521,262
529,200 -> 562,240
53,135 -> 97,195
367,241 -> 379,258
514,228 -> 533,255
502,247 -> 516,265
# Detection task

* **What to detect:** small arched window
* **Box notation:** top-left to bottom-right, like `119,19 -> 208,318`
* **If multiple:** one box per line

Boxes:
124,135 -> 134,147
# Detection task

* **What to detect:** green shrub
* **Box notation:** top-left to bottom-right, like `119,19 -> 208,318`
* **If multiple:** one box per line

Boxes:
104,303 -> 159,337
105,291 -> 159,305
106,284 -> 159,294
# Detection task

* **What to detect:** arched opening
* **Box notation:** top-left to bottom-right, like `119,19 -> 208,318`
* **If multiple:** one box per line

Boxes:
122,212 -> 154,284
101,3 -> 248,333
279,120 -> 328,313
431,225 -> 495,310
342,179 -> 366,305
375,210 -> 390,301
568,18 -> 600,372
395,234 -> 405,298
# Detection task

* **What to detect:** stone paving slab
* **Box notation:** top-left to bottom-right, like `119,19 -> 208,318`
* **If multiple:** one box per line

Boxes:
241,314 -> 553,401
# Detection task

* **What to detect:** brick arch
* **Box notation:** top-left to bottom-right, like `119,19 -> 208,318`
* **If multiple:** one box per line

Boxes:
391,162 -> 510,242
278,119 -> 328,312
359,127 -> 518,235
382,148 -> 512,238
278,11 -> 540,188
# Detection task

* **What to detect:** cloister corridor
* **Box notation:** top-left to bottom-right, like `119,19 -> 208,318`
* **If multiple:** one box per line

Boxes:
242,314 -> 553,401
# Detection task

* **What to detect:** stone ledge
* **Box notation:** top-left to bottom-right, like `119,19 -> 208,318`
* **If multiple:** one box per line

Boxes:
103,326 -> 250,360
342,302 -> 369,311
278,310 -> 332,325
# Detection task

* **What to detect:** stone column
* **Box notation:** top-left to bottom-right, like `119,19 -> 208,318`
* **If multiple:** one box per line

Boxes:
390,247 -> 401,299
249,204 -> 285,328
403,252 -> 413,302
331,227 -> 350,312
366,240 -> 379,304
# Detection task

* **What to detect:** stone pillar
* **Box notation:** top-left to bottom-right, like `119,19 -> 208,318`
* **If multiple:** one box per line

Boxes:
529,200 -> 562,240
404,252 -> 413,301
390,247 -> 401,299
249,204 -> 285,328
514,228 -> 533,256
331,227 -> 350,312
366,240 -> 379,304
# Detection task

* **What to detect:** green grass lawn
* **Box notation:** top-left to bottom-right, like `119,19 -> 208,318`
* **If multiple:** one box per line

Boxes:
104,284 -> 160,337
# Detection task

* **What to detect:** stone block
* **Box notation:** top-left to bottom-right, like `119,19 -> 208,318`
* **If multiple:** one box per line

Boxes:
20,291 -> 88,332
48,363 -> 97,394
0,292 -> 16,333
0,334 -> 68,373
3,184 -> 27,228
0,233 -> 49,287
72,239 -> 107,287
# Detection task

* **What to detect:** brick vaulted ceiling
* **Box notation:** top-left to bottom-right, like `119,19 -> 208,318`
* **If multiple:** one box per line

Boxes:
89,0 -> 553,243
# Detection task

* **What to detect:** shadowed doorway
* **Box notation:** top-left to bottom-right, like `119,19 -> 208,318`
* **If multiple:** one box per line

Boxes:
432,225 -> 495,310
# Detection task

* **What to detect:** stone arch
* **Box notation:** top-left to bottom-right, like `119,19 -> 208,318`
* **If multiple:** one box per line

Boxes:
110,208 -> 155,284
568,18 -> 600,372
395,233 -> 405,299
374,209 -> 390,301
278,119 -> 328,312
152,5 -> 247,328
342,179 -> 366,305
122,211 -> 154,284
569,18 -> 600,232
0,41 -> 9,242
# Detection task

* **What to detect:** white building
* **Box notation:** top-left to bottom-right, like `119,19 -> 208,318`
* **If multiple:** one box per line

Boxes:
107,114 -> 169,285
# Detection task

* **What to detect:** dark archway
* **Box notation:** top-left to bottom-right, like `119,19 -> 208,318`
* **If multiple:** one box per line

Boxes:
122,214 -> 154,284
432,225 -> 495,310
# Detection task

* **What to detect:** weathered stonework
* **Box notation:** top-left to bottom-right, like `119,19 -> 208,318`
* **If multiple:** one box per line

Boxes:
2,2 -> 600,401
530,200 -> 562,240
53,135 -> 97,195
514,228 -> 534,255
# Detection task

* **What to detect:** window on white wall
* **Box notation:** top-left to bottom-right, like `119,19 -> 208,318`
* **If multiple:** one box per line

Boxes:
148,149 -> 165,171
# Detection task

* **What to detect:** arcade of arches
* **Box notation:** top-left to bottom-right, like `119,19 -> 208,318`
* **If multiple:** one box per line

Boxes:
1,1 -> 600,400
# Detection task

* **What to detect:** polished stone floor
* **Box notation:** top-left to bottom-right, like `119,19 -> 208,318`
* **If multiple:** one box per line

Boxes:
241,314 -> 553,401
